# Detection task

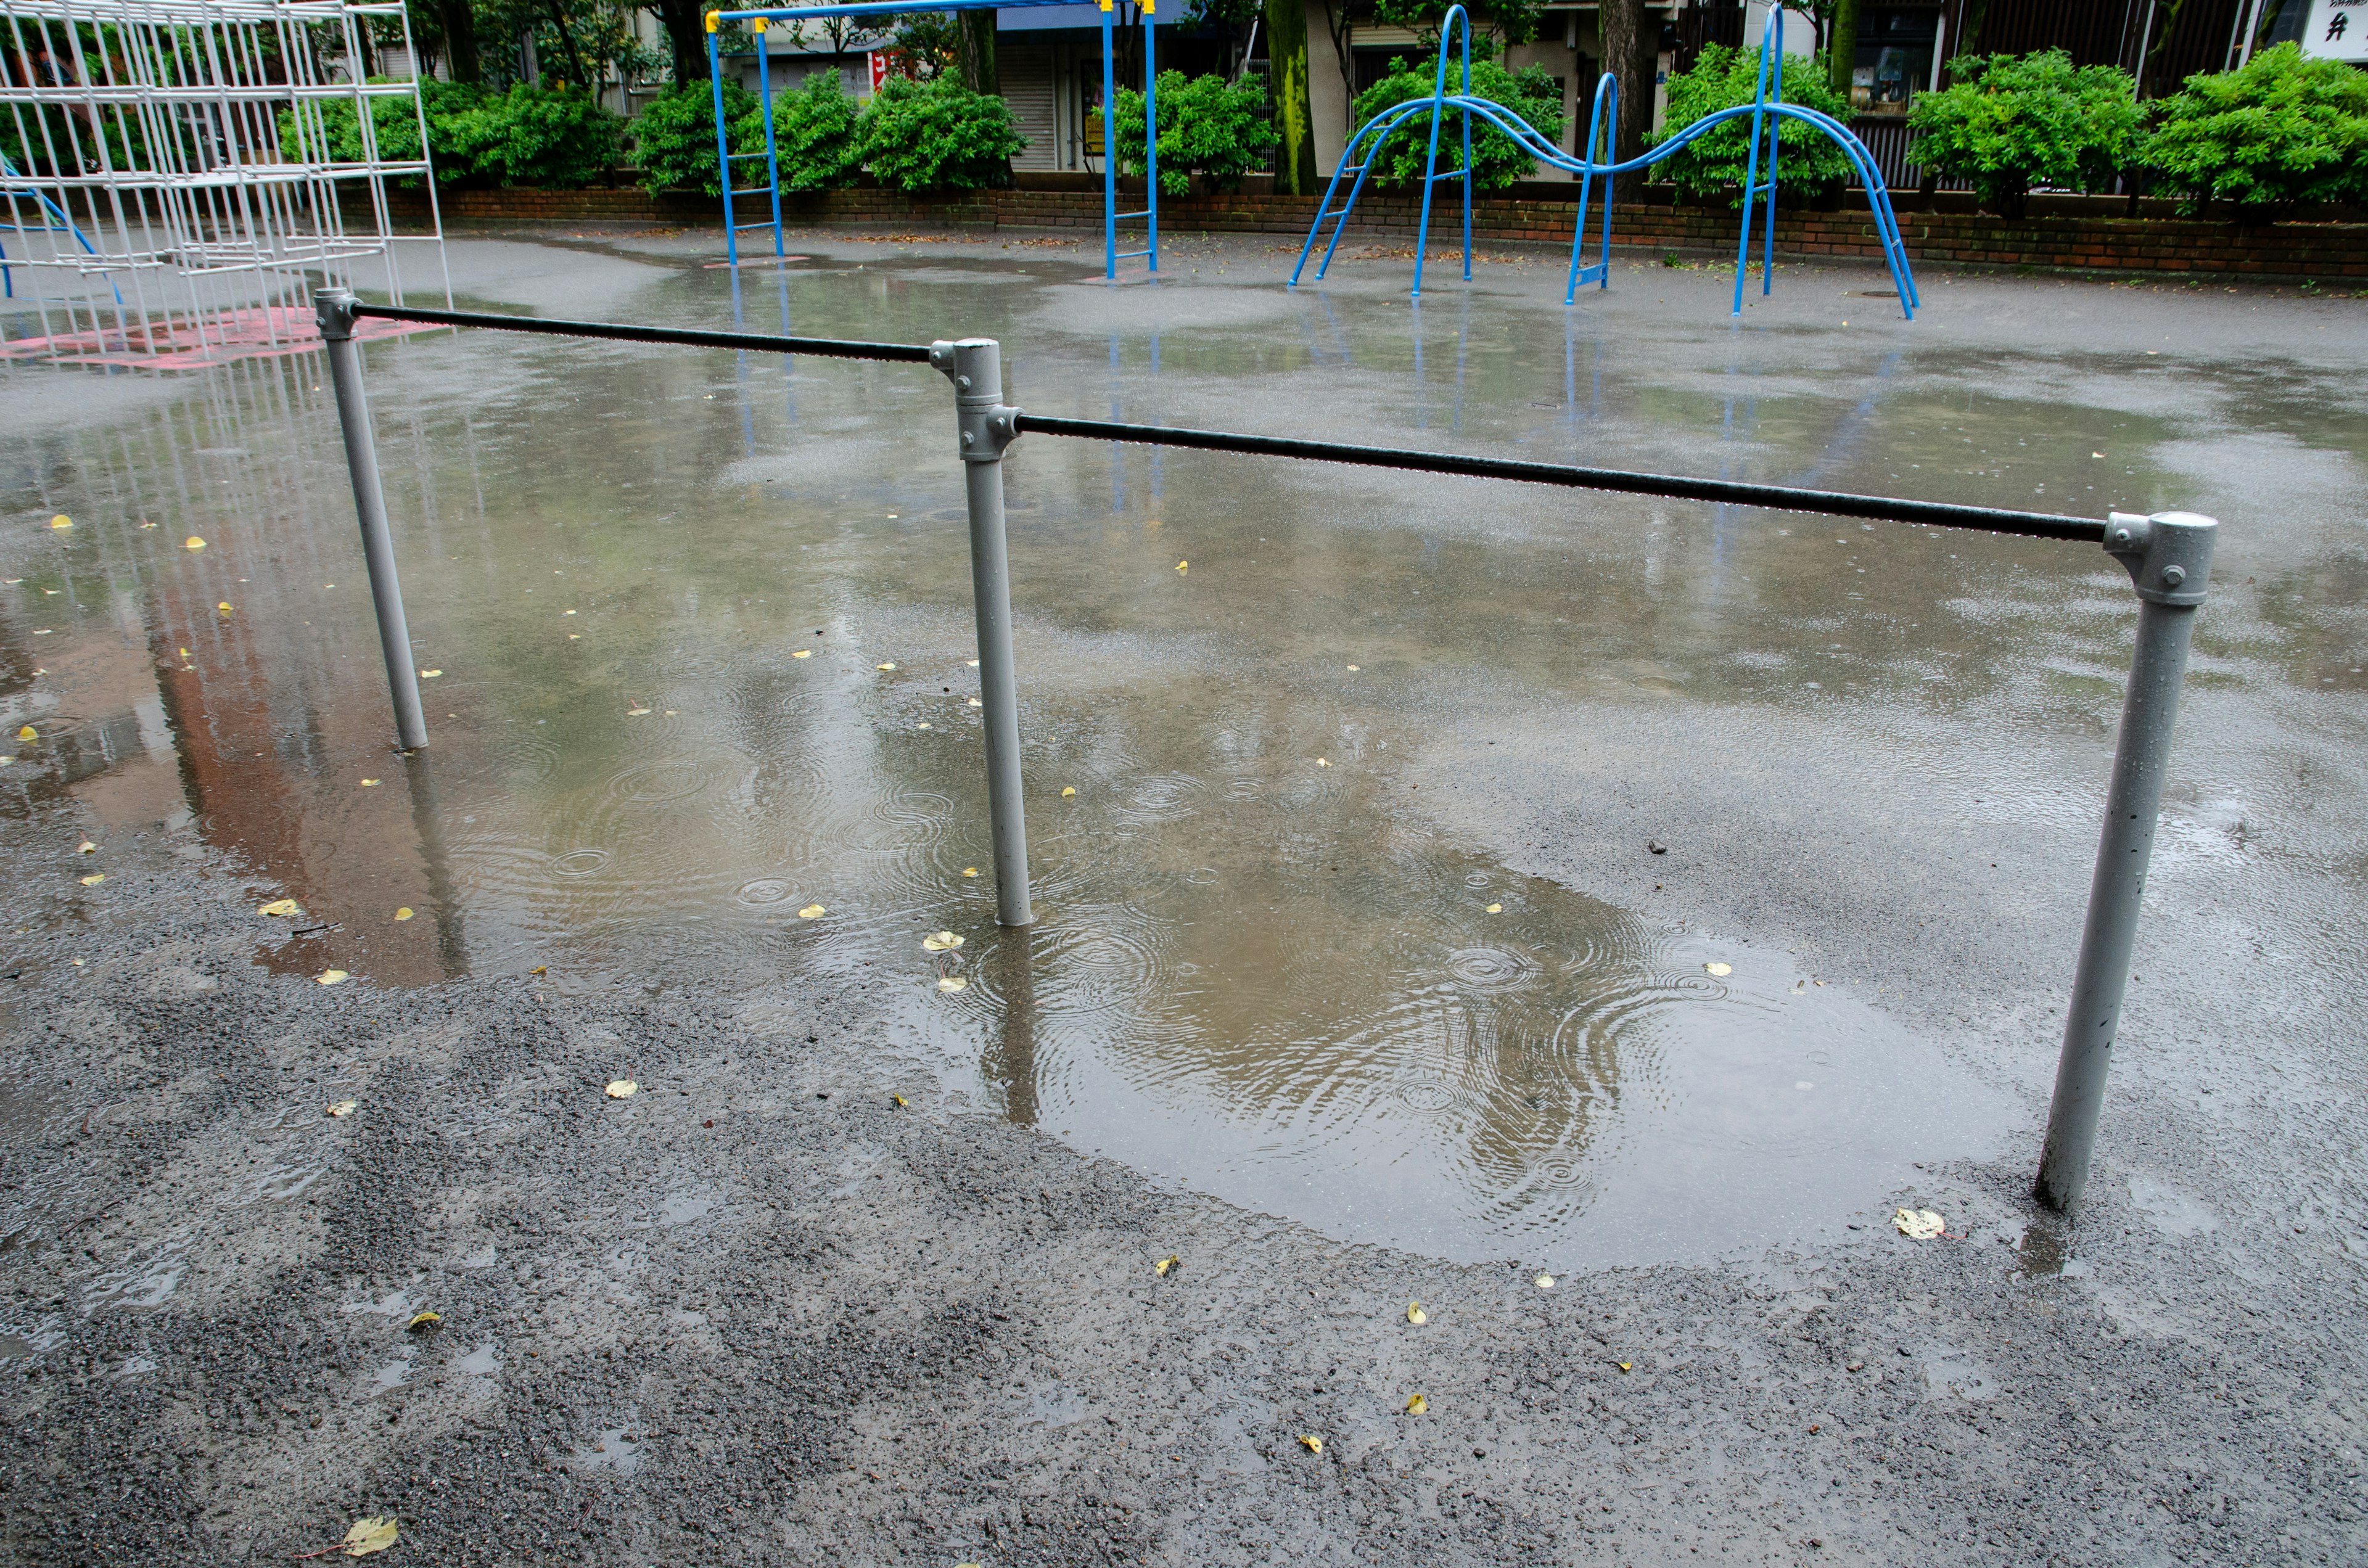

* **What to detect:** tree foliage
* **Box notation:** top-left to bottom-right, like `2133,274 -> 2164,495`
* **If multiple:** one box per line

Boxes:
857,76 -> 1026,192
1648,43 -> 1856,201
1113,71 -> 1278,195
2140,43 -> 2368,218
1368,0 -> 1544,51
1905,49 -> 2141,218
441,84 -> 623,185
749,70 -> 866,191
1351,53 -> 1563,192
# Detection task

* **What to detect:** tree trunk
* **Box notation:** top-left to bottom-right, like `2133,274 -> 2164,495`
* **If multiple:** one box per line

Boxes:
960,11 -> 997,95
547,1 -> 590,88
1598,0 -> 1651,201
1263,0 -> 1317,195
438,0 -> 482,84
1827,0 -> 1860,99
648,0 -> 712,86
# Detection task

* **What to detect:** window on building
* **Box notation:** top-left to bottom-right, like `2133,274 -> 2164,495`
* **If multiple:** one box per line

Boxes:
1851,5 -> 1941,116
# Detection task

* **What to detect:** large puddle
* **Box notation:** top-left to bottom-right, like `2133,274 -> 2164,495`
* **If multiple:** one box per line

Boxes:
6,244 -> 2344,1265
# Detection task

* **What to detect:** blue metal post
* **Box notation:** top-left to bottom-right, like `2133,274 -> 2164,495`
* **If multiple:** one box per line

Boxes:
1144,0 -> 1159,273
1101,2 -> 1117,280
757,18 -> 784,257
709,19 -> 737,269
1759,9 -> 1780,297
1459,28 -> 1472,283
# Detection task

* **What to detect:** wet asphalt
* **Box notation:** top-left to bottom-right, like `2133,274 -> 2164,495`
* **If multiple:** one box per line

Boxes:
3,228 -> 2365,1565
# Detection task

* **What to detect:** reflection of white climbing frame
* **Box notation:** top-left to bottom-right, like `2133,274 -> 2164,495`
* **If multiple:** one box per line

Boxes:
1,0 -> 450,368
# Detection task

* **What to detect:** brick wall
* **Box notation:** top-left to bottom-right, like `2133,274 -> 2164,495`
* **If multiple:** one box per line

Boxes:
379,186 -> 2368,281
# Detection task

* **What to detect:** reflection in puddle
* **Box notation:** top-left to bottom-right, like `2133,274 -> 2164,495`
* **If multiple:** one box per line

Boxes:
20,249 -> 2272,1270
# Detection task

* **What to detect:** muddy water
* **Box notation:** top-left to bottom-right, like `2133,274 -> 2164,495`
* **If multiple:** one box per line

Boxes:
7,246 -> 2347,1266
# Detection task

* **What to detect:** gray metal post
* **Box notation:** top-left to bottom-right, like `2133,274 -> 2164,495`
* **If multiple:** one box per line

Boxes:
315,289 -> 429,753
931,337 -> 1034,927
2034,511 -> 2218,1212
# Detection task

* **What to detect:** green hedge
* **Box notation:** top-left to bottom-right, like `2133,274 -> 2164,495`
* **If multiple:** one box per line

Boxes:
1906,51 -> 2142,219
1113,71 -> 1277,195
858,76 -> 1026,192
633,73 -> 1018,195
2141,43 -> 2368,218
1352,54 -> 1563,192
1651,43 -> 1857,202
281,80 -> 621,189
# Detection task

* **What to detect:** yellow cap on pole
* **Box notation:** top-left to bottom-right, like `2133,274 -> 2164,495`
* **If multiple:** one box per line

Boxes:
751,15 -> 766,29
704,9 -> 721,32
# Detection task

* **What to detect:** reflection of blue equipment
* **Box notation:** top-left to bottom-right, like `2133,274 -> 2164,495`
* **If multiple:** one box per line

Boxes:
1,151 -> 123,304
707,0 -> 1162,281
1289,4 -> 1918,318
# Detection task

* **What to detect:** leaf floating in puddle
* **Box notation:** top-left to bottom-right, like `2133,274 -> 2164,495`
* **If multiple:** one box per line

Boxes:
962,868 -> 979,878
1407,1302 -> 1426,1324
627,705 -> 651,716
360,779 -> 380,787
259,898 -> 303,917
217,602 -> 233,615
394,908 -> 414,921
327,1100 -> 358,1118
406,1310 -> 442,1332
339,1516 -> 399,1557
1297,1434 -> 1322,1454
1175,560 -> 1188,573
968,697 -> 981,707
1484,903 -> 1502,914
792,649 -> 812,659
49,515 -> 72,530
1315,758 -> 1330,767
15,726 -> 34,742
79,874 -> 104,886
184,536 -> 205,551
921,930 -> 964,953
936,976 -> 968,993
419,670 -> 442,679
605,1080 -> 638,1099
1405,1393 -> 1427,1414
1156,1255 -> 1180,1277
1534,1273 -> 1555,1289
917,722 -> 931,730
1346,664 -> 1359,671
876,662 -> 897,671
1061,787 -> 1076,797
1893,1207 -> 1945,1240
967,659 -> 979,667
317,969 -> 349,986
1704,962 -> 1732,977
797,904 -> 826,919
77,840 -> 95,854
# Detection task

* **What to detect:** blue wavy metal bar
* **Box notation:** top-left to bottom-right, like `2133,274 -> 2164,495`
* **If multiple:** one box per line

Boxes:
1288,3 -> 1919,317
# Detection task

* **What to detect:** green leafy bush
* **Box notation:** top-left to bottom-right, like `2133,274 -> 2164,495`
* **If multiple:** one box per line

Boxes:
745,70 -> 865,191
441,86 -> 623,188
1648,43 -> 1856,202
1113,70 -> 1278,195
2141,43 -> 2368,218
857,76 -> 1026,192
1350,54 -> 1563,192
278,78 -> 484,183
1905,49 -> 2140,218
631,82 -> 759,196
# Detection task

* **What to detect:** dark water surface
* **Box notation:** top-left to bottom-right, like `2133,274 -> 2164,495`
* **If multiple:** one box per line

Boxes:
7,240 -> 2358,1266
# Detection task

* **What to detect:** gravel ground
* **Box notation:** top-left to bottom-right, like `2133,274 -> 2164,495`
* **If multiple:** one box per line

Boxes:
2,810 -> 2359,1567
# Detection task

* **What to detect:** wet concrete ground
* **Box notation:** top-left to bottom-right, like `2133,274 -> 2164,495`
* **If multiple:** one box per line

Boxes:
2,229 -> 2364,1564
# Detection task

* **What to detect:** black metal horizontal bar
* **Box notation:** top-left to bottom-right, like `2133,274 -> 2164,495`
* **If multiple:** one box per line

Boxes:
1008,413 -> 2110,541
348,304 -> 937,364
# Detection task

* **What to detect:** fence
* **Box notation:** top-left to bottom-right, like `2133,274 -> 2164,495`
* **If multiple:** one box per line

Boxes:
311,289 -> 2216,1219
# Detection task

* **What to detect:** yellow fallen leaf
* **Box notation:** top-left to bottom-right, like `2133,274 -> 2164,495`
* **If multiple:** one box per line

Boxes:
1297,1434 -> 1322,1454
1619,1361 -> 1632,1373
792,649 -> 812,659
921,930 -> 964,952
15,726 -> 34,742
258,898 -> 302,917
892,1093 -> 908,1107
528,966 -> 547,976
797,904 -> 825,919
327,1100 -> 357,1117
360,778 -> 380,787
1315,758 -> 1330,767
79,874 -> 104,886
968,697 -> 981,707
605,1080 -> 637,1099
1175,560 -> 1188,573
1061,787 -> 1075,797
917,722 -> 931,729
1156,1255 -> 1180,1276
394,907 -> 413,921
340,1516 -> 399,1557
49,515 -> 72,529
317,969 -> 348,986
963,868 -> 979,877
1407,1302 -> 1426,1324
936,975 -> 968,993
567,634 -> 580,641
967,659 -> 979,667
562,609 -> 576,615
1894,1207 -> 1945,1240
1485,903 -> 1502,914
184,536 -> 205,550
876,662 -> 897,671
1405,1393 -> 1427,1414
627,705 -> 651,716
1704,961 -> 1732,977
77,840 -> 95,854
406,1310 -> 441,1332
1534,1273 -> 1555,1289
420,670 -> 442,678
